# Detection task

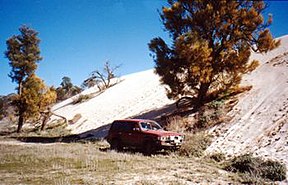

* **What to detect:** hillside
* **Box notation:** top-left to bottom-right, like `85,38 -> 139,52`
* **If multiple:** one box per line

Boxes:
50,35 -> 288,169
50,70 -> 174,135
206,35 -> 288,168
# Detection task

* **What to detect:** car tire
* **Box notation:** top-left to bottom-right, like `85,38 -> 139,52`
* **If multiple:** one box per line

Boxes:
143,141 -> 155,156
110,139 -> 122,151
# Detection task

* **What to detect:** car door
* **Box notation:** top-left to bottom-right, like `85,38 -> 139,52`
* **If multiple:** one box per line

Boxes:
121,121 -> 142,147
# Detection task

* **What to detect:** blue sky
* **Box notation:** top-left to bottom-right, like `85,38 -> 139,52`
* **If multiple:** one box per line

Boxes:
0,0 -> 287,95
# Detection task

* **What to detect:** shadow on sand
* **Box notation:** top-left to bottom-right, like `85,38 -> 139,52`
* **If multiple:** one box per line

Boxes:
14,123 -> 112,144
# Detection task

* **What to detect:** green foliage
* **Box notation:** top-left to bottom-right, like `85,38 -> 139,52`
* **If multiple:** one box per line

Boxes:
5,26 -> 45,132
60,76 -> 73,92
225,154 -> 287,182
149,0 -> 280,106
5,25 -> 42,94
56,76 -> 82,101
178,132 -> 212,157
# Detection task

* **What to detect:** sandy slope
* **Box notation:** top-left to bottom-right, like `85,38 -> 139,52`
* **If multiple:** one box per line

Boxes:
51,70 -> 173,134
206,35 -> 288,168
51,35 -> 288,169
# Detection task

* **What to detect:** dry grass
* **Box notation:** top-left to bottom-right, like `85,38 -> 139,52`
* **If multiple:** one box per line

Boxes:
0,139 -> 238,184
165,116 -> 193,133
177,132 -> 212,158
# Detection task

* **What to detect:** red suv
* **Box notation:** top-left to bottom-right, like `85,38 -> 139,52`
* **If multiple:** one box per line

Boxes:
106,119 -> 184,154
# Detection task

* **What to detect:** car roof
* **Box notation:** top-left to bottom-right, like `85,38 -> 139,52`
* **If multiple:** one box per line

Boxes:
113,119 -> 154,123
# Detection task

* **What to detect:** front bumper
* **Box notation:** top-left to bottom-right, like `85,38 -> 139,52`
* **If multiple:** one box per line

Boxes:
156,136 -> 184,150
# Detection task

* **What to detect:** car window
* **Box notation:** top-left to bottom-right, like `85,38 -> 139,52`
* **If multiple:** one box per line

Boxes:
111,121 -> 136,132
122,122 -> 135,131
140,121 -> 162,130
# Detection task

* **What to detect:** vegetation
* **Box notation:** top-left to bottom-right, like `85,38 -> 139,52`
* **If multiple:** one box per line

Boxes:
224,154 -> 287,183
0,140 -> 279,184
16,75 -> 57,128
5,26 -> 56,132
178,132 -> 212,157
82,61 -> 121,91
56,76 -> 82,101
72,94 -> 93,104
149,0 -> 280,108
0,141 -> 238,184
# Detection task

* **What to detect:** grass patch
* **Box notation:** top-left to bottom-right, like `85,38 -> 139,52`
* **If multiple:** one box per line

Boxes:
178,132 -> 212,157
224,154 -> 287,183
0,140 -> 237,184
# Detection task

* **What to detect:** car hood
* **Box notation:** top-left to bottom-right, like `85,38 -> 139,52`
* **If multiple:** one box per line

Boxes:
142,129 -> 182,137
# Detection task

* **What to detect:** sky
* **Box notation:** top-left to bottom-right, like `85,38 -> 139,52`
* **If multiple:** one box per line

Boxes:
0,0 -> 287,95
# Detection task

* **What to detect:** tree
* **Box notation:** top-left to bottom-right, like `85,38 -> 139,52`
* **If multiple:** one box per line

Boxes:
5,25 -> 42,132
60,76 -> 73,93
15,75 -> 56,128
149,0 -> 280,108
56,76 -> 82,101
82,61 -> 121,91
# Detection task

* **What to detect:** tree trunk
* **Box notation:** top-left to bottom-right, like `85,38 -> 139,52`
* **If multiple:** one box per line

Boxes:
17,113 -> 24,133
17,81 -> 24,133
196,82 -> 210,108
41,111 -> 51,131
40,109 -> 67,131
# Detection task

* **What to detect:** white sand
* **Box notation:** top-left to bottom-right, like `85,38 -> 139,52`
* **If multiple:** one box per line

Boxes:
50,70 -> 173,134
206,35 -> 288,168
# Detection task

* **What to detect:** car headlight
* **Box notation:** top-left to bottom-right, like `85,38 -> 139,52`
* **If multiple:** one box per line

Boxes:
158,136 -> 168,141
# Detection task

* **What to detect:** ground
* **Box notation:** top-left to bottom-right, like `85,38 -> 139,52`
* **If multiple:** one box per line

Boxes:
0,138 -> 237,185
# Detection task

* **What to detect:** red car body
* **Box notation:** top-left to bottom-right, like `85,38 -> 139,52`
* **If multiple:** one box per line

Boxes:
106,119 -> 184,154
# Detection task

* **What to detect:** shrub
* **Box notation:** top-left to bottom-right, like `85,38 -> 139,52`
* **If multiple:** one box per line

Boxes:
178,132 -> 212,157
260,160 -> 287,181
209,152 -> 226,162
225,154 -> 287,182
165,116 -> 193,132
195,99 -> 227,129
225,154 -> 261,173
72,94 -> 92,104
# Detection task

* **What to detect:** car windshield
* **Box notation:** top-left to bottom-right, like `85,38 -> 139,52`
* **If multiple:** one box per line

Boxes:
140,121 -> 162,130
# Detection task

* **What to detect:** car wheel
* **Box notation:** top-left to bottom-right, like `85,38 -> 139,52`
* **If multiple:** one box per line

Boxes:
144,142 -> 155,156
110,139 -> 122,151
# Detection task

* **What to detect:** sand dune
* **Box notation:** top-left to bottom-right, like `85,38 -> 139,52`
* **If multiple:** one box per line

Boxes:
206,35 -> 288,168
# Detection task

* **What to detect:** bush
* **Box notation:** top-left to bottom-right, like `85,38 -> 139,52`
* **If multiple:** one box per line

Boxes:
195,99 -> 227,129
225,154 -> 261,173
209,152 -> 226,162
225,154 -> 286,182
178,132 -> 212,157
260,160 -> 287,181
165,116 -> 193,132
72,94 -> 92,104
